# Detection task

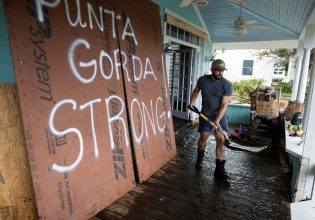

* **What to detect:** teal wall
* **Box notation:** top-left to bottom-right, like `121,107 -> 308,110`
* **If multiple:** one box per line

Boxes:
227,104 -> 251,125
0,0 -> 15,83
203,39 -> 211,74
152,0 -> 203,29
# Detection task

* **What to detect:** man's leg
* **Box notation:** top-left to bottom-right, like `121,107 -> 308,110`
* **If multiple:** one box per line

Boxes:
214,129 -> 230,179
214,131 -> 225,160
195,132 -> 210,169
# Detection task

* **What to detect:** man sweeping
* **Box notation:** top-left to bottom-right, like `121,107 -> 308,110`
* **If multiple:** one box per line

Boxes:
189,59 -> 233,179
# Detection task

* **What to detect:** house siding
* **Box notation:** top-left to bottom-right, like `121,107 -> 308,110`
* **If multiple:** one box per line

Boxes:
216,50 -> 274,86
0,0 -> 15,83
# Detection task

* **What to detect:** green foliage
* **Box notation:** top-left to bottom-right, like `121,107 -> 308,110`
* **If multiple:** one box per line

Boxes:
277,80 -> 292,93
232,78 -> 265,103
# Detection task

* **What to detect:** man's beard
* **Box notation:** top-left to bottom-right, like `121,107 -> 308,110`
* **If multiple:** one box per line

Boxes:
212,74 -> 222,80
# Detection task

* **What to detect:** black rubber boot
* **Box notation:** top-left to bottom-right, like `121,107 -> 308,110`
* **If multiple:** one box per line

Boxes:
214,159 -> 230,179
195,149 -> 205,169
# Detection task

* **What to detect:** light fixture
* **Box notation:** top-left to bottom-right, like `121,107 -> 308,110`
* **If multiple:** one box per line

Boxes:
164,43 -> 174,53
234,25 -> 247,37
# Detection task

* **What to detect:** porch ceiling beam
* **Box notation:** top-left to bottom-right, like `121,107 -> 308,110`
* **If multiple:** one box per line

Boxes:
212,40 -> 299,50
230,3 -> 300,38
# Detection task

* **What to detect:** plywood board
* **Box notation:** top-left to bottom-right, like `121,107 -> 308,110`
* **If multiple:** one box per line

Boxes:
3,1 -> 136,219
0,84 -> 37,220
115,0 -> 177,182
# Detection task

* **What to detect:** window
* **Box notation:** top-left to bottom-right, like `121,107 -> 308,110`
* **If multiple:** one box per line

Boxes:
171,25 -> 177,38
166,24 -> 201,46
273,63 -> 284,75
242,60 -> 254,75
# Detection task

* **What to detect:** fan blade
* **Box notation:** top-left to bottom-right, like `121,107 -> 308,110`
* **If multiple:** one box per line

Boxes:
192,0 -> 209,6
228,0 -> 246,5
179,0 -> 192,7
244,19 -> 257,26
251,24 -> 273,30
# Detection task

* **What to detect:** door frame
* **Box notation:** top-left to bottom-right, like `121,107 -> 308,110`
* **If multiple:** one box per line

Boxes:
164,35 -> 203,120
169,48 -> 193,119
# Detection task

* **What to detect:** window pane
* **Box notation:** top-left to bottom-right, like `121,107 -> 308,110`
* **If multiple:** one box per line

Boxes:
185,31 -> 190,42
166,23 -> 170,36
242,60 -> 253,75
243,68 -> 253,75
178,100 -> 182,111
173,100 -> 177,110
183,101 -> 187,112
180,76 -> 183,88
178,28 -> 184,40
196,36 -> 200,46
171,25 -> 177,38
243,60 -> 253,67
191,34 -> 196,44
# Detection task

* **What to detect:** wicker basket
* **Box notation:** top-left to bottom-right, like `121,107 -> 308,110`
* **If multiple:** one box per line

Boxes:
256,101 -> 280,118
284,101 -> 304,119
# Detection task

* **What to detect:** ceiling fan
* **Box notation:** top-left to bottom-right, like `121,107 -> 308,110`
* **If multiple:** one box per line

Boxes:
230,0 -> 273,37
179,0 -> 209,8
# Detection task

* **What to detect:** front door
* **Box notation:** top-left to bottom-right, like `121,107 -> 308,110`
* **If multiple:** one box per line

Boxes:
169,49 -> 194,119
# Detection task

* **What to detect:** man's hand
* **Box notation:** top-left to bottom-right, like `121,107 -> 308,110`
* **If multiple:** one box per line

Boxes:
213,119 -> 221,130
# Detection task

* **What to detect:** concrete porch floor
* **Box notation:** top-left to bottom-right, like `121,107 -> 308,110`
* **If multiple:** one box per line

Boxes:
94,119 -> 291,219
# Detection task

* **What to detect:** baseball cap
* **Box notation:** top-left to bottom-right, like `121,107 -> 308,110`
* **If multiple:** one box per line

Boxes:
211,59 -> 227,71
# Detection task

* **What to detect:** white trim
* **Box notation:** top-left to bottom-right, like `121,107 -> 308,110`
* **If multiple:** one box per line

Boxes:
294,157 -> 310,201
301,53 -> 315,199
228,103 -> 251,107
213,40 -> 299,50
165,35 -> 201,49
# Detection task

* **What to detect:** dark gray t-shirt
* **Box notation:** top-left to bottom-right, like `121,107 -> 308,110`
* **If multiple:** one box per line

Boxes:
197,75 -> 233,115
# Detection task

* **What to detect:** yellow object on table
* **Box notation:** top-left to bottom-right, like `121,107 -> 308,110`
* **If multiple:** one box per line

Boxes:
288,122 -> 303,136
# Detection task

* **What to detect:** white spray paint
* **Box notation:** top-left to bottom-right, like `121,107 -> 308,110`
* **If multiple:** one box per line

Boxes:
144,58 -> 157,81
87,3 -> 104,31
49,99 -> 84,173
105,95 -> 129,149
36,0 -> 138,46
103,9 -> 117,38
69,39 -> 97,84
122,17 -> 138,45
114,49 -> 130,82
36,1 -> 173,173
142,100 -> 156,139
64,0 -> 87,28
80,98 -> 101,158
35,0 -> 61,22
99,50 -> 114,80
130,98 -> 144,144
132,55 -> 142,81
155,97 -> 166,132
